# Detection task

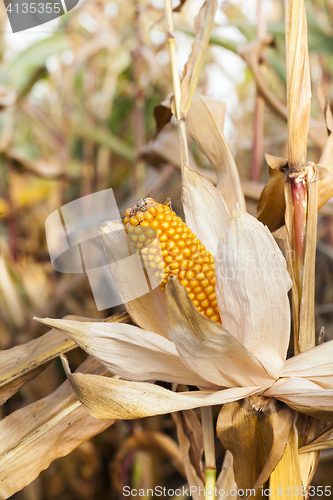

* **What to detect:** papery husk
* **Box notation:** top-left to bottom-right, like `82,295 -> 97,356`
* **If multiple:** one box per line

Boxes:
264,378 -> 333,421
180,0 -> 217,117
215,209 -> 292,378
35,317 -> 209,387
100,220 -> 169,338
172,410 -> 205,500
166,277 -> 273,388
182,163 -> 230,255
186,94 -> 245,213
216,397 -> 294,498
0,356 -> 114,500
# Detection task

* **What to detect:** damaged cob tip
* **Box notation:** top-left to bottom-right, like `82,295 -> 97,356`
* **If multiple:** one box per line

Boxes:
123,197 -> 220,322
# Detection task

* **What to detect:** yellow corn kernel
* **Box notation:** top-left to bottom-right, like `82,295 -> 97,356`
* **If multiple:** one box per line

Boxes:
124,197 -> 220,322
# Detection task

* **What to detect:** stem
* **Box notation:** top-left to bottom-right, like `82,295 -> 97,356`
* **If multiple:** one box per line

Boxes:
164,0 -> 181,122
289,171 -> 308,304
205,469 -> 216,500
201,407 -> 216,500
251,0 -> 266,182
134,0 -> 146,199
164,0 -> 189,168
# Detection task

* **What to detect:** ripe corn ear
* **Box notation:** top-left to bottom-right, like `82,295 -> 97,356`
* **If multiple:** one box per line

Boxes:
123,198 -> 220,322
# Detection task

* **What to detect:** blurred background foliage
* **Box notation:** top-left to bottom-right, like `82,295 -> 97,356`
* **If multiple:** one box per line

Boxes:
1,0 -> 333,498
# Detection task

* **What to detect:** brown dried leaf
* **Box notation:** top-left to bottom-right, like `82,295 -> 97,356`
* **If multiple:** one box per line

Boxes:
173,410 -> 205,500
0,357 -> 114,499
187,94 -> 245,213
257,167 -> 285,232
180,0 -> 217,117
173,0 -> 187,13
153,96 -> 173,134
299,424 -> 333,453
217,397 -> 294,495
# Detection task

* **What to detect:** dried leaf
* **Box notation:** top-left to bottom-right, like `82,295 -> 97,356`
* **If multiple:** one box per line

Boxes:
0,314 -> 115,406
182,163 -> 230,255
187,94 -> 246,213
264,378 -> 333,420
281,339 -> 333,382
180,0 -> 218,117
0,357 -> 114,499
217,397 -> 294,495
173,0 -> 187,12
166,277 -> 273,388
61,355 -> 262,419
35,317 -> 209,387
257,167 -> 285,232
299,424 -> 333,453
153,96 -> 173,134
173,410 -> 205,500
0,328 -> 74,406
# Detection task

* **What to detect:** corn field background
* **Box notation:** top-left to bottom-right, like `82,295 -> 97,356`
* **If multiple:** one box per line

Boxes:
1,0 -> 333,498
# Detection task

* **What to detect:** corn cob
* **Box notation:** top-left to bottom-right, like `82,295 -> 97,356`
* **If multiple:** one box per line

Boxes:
123,197 -> 220,322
